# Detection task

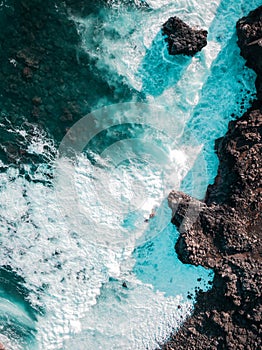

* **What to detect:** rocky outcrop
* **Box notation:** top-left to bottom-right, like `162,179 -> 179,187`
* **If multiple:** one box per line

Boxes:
162,17 -> 208,56
162,6 -> 262,350
236,6 -> 262,103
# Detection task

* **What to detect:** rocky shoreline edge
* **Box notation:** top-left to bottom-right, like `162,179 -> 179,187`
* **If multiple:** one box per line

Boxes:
162,6 -> 262,350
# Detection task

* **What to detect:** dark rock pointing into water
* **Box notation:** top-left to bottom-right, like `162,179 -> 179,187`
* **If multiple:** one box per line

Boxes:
162,17 -> 208,56
161,6 -> 262,350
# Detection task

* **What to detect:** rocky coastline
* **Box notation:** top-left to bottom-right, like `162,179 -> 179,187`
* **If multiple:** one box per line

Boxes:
162,6 -> 262,350
0,2 -> 261,349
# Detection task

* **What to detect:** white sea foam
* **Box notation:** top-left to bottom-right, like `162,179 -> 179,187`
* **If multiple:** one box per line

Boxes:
1,0 -> 261,349
74,0 -> 220,92
0,124 -> 208,349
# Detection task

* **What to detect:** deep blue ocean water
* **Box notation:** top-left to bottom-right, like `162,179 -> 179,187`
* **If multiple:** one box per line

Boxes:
0,0 -> 260,349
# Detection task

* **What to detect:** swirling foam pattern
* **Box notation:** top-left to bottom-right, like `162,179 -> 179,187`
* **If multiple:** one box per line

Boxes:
0,0 -> 261,349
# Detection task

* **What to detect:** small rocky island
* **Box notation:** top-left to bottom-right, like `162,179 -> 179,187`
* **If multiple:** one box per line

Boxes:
162,6 -> 262,350
162,16 -> 208,56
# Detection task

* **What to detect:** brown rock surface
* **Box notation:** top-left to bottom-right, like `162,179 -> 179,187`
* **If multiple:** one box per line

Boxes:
162,6 -> 262,350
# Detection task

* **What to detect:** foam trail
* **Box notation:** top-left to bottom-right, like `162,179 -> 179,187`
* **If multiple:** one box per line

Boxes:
74,0 -> 221,93
0,125 -> 211,349
1,0 -> 261,349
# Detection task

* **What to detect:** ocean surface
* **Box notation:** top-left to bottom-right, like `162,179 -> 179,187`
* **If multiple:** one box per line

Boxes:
0,0 -> 260,349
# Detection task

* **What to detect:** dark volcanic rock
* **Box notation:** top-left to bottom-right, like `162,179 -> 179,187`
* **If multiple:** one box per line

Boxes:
162,6 -> 262,350
162,17 -> 208,56
237,6 -> 262,102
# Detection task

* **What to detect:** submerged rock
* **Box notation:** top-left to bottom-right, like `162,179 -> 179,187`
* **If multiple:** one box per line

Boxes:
162,17 -> 208,56
162,6 -> 262,350
0,0 -> 138,166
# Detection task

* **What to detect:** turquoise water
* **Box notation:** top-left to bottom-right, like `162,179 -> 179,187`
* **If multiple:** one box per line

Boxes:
0,0 -> 260,349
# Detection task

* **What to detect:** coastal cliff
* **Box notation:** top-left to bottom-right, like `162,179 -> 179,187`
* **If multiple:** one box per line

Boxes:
163,6 -> 262,350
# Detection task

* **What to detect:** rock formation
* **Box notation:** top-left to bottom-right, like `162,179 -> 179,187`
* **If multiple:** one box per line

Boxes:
162,6 -> 262,350
237,6 -> 262,102
162,17 -> 208,56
